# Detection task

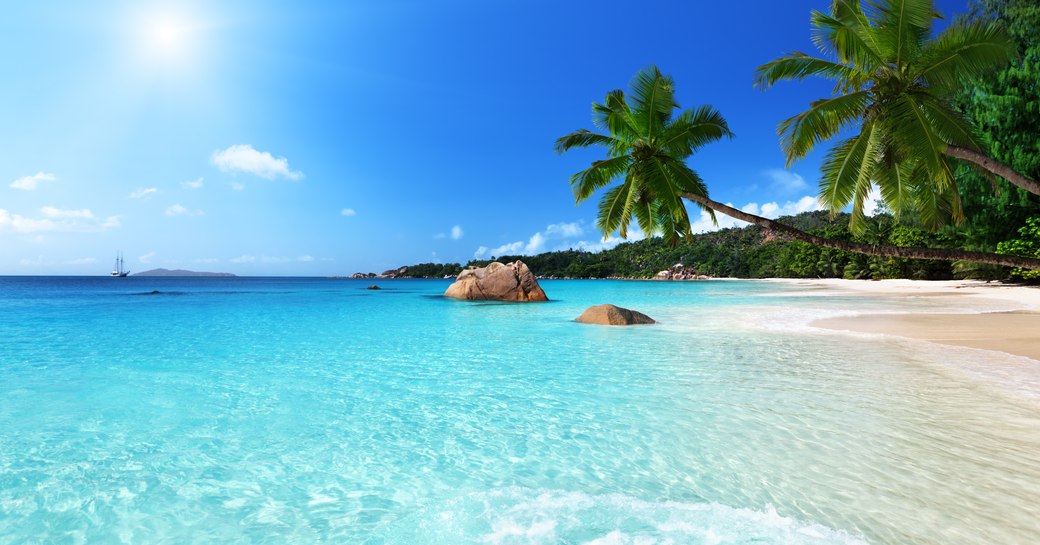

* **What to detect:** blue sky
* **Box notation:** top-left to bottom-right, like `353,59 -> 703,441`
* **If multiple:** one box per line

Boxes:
1,0 -> 971,275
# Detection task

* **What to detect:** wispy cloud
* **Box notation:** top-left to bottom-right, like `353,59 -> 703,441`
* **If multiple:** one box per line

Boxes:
764,169 -> 809,193
66,257 -> 98,265
341,208 -> 356,217
231,182 -> 245,191
165,204 -> 204,217
182,177 -> 204,189
0,207 -> 120,234
211,144 -> 303,180
9,172 -> 56,191
229,254 -> 314,264
139,251 -> 156,264
689,195 -> 823,233
451,225 -> 463,240
129,187 -> 158,199
473,221 -> 602,259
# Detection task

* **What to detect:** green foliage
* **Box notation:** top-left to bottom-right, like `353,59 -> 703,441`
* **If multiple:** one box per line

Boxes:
556,66 -> 731,246
997,217 -> 1040,280
758,0 -> 1017,232
400,262 -> 462,278
952,0 -> 1040,250
403,211 -> 964,281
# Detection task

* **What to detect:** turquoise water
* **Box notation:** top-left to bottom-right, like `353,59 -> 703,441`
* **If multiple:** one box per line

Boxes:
1,277 -> 1038,544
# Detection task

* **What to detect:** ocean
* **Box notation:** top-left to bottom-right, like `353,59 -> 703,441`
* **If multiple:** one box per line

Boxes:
1,276 -> 1038,544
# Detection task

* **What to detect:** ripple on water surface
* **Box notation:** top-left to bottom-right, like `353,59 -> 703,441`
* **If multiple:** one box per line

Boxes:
0,277 -> 1038,544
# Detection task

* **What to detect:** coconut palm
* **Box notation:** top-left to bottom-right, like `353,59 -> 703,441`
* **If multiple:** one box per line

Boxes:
554,66 -> 732,245
558,66 -> 1040,270
755,0 -> 1038,231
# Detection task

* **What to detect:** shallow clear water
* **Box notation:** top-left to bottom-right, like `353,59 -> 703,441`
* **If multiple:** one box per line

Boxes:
0,277 -> 1038,544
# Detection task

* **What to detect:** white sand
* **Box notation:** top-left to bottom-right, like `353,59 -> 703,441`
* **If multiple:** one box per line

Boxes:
764,279 -> 1040,361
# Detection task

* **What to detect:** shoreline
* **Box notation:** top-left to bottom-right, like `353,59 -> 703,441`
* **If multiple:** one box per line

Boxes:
763,278 -> 1040,362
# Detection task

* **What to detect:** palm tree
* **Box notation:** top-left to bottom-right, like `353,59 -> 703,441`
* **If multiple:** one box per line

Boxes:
755,0 -> 1039,231
557,66 -> 1040,270
553,66 -> 731,246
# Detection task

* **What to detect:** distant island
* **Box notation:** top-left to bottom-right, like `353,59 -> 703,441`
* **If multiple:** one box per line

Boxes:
133,268 -> 237,277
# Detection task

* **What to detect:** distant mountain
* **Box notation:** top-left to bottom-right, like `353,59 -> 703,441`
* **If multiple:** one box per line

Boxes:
133,268 -> 236,277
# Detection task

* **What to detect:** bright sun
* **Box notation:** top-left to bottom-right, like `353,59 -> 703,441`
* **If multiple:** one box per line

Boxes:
153,22 -> 181,49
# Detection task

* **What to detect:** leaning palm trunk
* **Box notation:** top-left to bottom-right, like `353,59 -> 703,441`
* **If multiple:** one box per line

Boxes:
681,193 -> 1040,270
943,145 -> 1040,196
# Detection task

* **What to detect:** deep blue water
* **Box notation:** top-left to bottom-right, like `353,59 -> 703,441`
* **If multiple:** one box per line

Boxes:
1,277 -> 1038,544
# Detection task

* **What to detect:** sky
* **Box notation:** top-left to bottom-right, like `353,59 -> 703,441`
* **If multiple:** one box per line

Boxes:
0,0 -> 972,276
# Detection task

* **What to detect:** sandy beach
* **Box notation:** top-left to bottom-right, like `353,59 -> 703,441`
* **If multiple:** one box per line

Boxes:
769,279 -> 1040,361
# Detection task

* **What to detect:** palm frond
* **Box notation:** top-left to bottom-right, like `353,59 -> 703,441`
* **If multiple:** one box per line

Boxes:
874,157 -> 914,221
596,180 -> 634,236
871,0 -> 938,66
810,8 -> 883,67
918,20 -> 1017,92
570,155 -> 633,202
553,129 -> 618,154
661,158 -> 716,224
592,90 -> 638,141
819,122 -> 879,220
914,92 -> 982,150
631,193 -> 659,239
628,66 -> 677,139
883,93 -> 946,178
754,52 -> 868,92
660,105 -> 733,158
777,90 -> 869,165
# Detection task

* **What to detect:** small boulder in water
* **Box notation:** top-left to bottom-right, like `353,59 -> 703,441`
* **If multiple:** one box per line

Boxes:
367,285 -> 382,290
575,304 -> 655,326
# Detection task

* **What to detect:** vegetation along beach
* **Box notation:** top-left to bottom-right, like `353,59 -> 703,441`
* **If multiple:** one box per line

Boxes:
1,0 -> 1039,543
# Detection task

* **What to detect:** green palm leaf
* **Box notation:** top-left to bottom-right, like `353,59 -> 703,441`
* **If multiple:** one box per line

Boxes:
918,20 -> 1017,92
628,66 -> 677,139
661,105 -> 733,158
596,181 -> 634,236
569,155 -> 633,202
777,90 -> 869,165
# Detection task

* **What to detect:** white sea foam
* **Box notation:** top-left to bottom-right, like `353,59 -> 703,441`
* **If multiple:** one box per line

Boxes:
385,488 -> 869,545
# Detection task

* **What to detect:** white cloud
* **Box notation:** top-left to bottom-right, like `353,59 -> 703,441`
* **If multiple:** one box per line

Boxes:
9,172 -> 55,191
863,186 -> 882,217
165,204 -> 204,217
230,255 -> 256,263
450,225 -> 464,240
0,207 -> 119,234
231,182 -> 245,191
194,258 -> 219,264
41,207 -> 94,219
66,257 -> 98,265
545,222 -> 584,238
689,195 -> 823,233
139,251 -> 156,264
211,144 -> 303,180
182,177 -> 204,189
764,168 -> 809,193
129,187 -> 158,199
297,255 -> 314,262
341,208 -> 356,217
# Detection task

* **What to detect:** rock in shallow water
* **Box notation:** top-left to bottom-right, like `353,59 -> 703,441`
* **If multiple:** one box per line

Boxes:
444,261 -> 548,302
575,304 -> 655,325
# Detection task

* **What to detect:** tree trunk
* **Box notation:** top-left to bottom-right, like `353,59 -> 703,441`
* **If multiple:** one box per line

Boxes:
943,144 -> 1040,196
681,192 -> 1040,270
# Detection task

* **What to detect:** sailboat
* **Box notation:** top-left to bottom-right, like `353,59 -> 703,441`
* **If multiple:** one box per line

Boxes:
111,252 -> 130,277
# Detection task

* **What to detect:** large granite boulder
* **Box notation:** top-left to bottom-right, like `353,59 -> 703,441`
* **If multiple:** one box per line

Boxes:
575,304 -> 655,325
444,261 -> 548,302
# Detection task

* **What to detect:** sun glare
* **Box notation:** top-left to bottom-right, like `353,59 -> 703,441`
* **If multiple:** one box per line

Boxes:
153,21 -> 182,50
